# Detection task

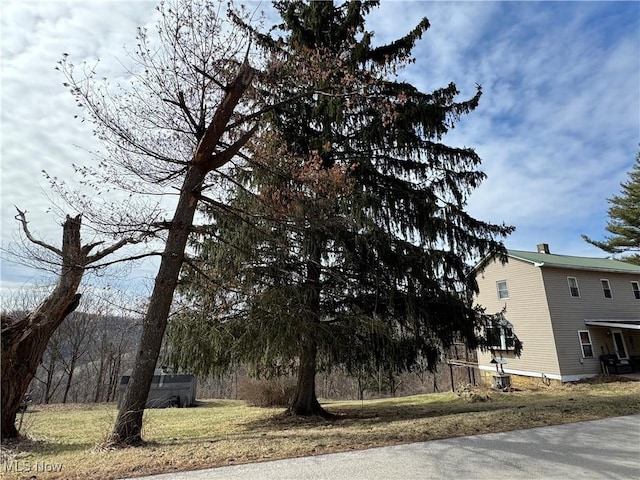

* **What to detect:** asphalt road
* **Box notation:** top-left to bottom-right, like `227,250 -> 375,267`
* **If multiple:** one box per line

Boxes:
129,414 -> 640,480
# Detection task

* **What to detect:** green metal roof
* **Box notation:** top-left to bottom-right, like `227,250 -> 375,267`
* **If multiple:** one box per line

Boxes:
508,250 -> 640,274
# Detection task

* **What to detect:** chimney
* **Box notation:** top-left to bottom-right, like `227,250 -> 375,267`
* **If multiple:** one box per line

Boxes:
537,243 -> 550,254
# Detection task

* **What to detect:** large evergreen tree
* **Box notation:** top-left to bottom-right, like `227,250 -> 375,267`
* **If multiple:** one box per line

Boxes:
583,152 -> 640,265
169,1 -> 514,417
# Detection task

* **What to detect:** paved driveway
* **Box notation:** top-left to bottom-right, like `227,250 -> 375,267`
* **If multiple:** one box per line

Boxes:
129,414 -> 640,480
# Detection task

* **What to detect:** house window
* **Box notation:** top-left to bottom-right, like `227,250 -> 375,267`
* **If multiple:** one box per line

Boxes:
578,330 -> 593,358
567,277 -> 580,297
601,279 -> 612,299
486,318 -> 516,351
632,281 -> 640,300
496,280 -> 509,300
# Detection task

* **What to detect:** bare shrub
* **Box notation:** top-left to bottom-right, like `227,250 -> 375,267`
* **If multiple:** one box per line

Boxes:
238,377 -> 296,408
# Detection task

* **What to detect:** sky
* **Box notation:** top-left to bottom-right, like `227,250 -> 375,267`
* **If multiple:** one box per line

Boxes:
1,0 -> 639,301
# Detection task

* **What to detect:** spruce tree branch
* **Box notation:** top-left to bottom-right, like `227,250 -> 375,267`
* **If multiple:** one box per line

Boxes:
182,257 -> 219,286
225,89 -> 366,132
196,194 -> 233,212
225,89 -> 319,131
182,257 -> 245,295
196,193 -> 278,235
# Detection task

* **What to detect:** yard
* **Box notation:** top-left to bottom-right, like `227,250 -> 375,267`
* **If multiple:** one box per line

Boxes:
2,378 -> 639,480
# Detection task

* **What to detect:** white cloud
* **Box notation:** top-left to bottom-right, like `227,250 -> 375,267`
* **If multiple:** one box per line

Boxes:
1,0 -> 160,294
382,1 -> 640,257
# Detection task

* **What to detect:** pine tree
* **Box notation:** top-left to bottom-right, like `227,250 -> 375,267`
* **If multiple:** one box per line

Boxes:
584,152 -> 640,265
169,1 -> 514,417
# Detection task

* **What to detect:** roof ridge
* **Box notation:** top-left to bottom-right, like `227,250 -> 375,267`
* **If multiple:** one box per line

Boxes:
506,249 -> 640,273
509,249 -> 614,260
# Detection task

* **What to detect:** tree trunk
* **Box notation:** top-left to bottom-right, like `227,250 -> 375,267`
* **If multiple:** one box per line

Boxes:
61,314 -> 92,403
108,353 -> 122,402
93,351 -> 106,403
43,350 -> 61,404
110,166 -> 205,445
1,216 -> 84,440
93,326 -> 111,402
287,235 -> 332,419
109,59 -> 256,446
62,356 -> 77,404
288,337 -> 331,418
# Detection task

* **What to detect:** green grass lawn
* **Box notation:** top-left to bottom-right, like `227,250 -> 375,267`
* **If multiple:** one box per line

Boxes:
2,379 -> 639,479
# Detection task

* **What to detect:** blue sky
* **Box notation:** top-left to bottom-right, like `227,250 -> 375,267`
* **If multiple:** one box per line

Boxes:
1,1 -> 639,299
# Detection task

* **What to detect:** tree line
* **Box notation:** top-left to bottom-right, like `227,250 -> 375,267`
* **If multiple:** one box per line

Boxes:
26,310 -> 137,405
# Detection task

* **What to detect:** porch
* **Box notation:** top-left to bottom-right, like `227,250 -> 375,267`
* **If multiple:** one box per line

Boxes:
584,319 -> 640,375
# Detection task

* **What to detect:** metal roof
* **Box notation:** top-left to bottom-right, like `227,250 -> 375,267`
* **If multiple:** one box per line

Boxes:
508,250 -> 640,274
584,319 -> 640,330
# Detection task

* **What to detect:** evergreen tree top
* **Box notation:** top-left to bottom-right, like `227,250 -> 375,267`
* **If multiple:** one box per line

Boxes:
584,152 -> 640,264
272,1 -> 429,65
169,0 -> 515,383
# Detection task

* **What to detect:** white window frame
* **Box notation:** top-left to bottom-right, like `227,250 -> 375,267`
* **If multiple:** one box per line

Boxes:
487,319 -> 516,351
601,279 -> 612,299
496,280 -> 509,300
567,277 -> 580,298
632,281 -> 640,300
578,330 -> 593,358
612,329 -> 629,360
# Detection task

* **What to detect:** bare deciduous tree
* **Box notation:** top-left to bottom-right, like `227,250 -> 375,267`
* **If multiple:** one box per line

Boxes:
56,0 -> 350,445
34,328 -> 65,404
59,312 -> 94,403
88,311 -> 140,404
1,209 -> 139,440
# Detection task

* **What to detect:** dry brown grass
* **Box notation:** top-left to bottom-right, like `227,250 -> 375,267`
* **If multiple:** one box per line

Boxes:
2,379 -> 639,479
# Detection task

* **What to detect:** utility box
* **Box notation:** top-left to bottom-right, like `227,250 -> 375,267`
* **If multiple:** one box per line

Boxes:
118,368 -> 196,408
493,374 -> 511,390
490,357 -> 510,390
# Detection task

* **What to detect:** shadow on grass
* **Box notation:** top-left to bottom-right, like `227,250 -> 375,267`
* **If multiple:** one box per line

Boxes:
242,390 -> 640,433
190,399 -> 245,409
242,397 -> 513,432
0,435 -> 93,458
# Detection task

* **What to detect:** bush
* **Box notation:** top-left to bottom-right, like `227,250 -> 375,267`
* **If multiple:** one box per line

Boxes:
238,377 -> 297,408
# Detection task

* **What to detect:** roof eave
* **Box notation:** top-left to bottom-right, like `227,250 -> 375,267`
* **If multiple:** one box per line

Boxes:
471,251 -> 639,276
531,263 -> 639,274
